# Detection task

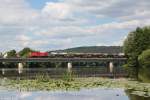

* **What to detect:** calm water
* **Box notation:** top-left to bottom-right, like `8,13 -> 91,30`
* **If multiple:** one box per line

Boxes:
0,88 -> 149,100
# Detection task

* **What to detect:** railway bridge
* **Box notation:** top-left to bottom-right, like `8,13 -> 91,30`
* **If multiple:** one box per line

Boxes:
0,57 -> 127,78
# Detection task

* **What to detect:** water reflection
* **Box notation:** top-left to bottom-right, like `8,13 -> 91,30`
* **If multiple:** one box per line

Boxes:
0,88 -> 127,100
0,88 -> 149,100
125,90 -> 150,100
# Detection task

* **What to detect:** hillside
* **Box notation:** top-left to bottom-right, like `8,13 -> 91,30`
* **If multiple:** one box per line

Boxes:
50,46 -> 123,54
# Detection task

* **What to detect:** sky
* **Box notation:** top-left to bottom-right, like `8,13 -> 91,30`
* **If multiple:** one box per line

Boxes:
0,0 -> 150,52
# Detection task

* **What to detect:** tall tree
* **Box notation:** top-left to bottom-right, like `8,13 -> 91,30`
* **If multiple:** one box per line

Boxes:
19,47 -> 35,58
123,26 -> 150,79
6,49 -> 17,58
4,50 -> 17,68
18,47 -> 35,68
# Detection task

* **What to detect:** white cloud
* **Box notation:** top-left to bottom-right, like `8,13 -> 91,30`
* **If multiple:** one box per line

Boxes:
92,20 -> 141,32
42,2 -> 72,19
16,35 -> 31,47
0,0 -> 38,25
34,19 -> 144,38
0,0 -> 150,52
16,35 -> 30,41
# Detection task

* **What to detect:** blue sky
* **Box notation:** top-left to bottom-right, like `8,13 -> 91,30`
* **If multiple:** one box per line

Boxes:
0,0 -> 150,52
29,0 -> 58,9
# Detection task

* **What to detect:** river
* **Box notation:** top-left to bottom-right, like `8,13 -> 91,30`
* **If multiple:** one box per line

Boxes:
0,88 -> 149,100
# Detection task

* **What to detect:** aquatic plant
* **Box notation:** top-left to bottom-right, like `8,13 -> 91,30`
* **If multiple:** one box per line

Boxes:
62,71 -> 74,82
0,78 -> 150,97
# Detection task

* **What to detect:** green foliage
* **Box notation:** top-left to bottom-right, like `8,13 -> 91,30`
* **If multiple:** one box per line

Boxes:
3,50 -> 17,68
35,74 -> 51,82
138,49 -> 150,82
62,71 -> 74,82
123,26 -> 150,79
138,49 -> 150,68
6,49 -> 17,58
124,27 -> 150,55
19,47 -> 35,58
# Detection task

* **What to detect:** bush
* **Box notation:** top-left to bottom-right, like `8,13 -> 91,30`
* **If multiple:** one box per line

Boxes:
138,49 -> 150,82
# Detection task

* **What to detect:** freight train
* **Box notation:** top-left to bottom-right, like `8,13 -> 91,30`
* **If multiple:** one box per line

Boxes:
29,52 -> 125,58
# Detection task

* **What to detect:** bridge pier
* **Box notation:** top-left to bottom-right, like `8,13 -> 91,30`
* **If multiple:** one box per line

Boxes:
18,63 -> 24,74
109,62 -> 114,73
67,62 -> 72,72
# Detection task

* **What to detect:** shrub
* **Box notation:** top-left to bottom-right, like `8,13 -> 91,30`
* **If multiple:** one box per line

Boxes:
138,49 -> 150,82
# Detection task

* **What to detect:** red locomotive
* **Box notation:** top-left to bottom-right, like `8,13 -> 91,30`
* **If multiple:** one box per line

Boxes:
29,52 -> 48,57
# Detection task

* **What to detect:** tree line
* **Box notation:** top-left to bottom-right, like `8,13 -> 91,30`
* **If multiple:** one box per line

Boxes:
124,26 -> 150,82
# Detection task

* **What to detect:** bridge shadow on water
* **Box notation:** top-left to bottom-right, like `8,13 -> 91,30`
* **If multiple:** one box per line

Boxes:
0,67 -> 128,79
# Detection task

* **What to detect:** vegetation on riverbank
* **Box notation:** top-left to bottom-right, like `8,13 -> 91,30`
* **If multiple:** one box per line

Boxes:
1,77 -> 150,97
138,49 -> 150,83
123,26 -> 150,82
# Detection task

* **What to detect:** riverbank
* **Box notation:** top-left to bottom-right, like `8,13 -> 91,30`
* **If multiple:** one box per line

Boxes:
0,77 -> 150,97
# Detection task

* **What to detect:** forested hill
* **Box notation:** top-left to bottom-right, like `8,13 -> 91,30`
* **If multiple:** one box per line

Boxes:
51,46 -> 123,54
